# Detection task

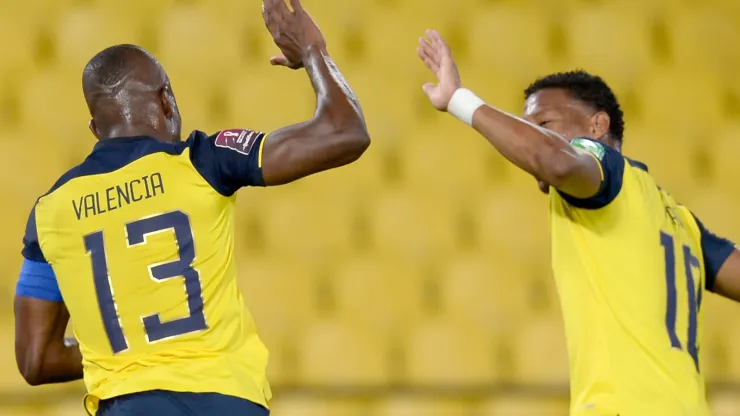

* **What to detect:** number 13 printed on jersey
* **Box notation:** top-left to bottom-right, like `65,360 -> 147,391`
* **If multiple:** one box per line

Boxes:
84,210 -> 208,354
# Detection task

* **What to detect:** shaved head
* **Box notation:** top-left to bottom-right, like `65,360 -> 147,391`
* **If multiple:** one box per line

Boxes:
83,44 -> 182,143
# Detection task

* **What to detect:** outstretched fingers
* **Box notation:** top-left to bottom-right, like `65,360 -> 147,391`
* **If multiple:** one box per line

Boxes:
419,38 -> 439,71
264,0 -> 291,17
418,47 -> 439,75
289,0 -> 304,12
427,29 -> 452,58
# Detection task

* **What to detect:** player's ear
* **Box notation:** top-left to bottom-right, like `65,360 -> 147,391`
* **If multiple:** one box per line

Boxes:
591,111 -> 610,140
160,85 -> 176,119
88,119 -> 101,140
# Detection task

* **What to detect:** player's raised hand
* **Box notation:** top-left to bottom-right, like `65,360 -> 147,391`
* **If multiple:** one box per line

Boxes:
418,30 -> 462,111
262,0 -> 326,69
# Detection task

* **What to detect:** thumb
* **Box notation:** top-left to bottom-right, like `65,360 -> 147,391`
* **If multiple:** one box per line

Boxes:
422,82 -> 436,97
270,55 -> 290,66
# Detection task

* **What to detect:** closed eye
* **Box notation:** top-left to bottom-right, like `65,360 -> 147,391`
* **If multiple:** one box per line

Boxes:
538,121 -> 550,127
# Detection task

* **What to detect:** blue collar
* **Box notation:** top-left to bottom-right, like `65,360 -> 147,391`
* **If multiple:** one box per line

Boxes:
626,158 -> 649,172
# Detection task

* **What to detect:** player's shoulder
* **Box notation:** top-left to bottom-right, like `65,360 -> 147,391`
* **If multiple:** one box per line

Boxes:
557,138 -> 627,210
186,129 -> 265,156
186,128 -> 267,196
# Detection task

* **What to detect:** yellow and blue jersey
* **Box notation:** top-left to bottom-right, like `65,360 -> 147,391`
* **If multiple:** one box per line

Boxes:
16,129 -> 272,415
550,138 -> 736,416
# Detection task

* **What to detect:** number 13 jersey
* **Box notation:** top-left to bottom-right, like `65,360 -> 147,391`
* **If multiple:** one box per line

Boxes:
21,131 -> 271,415
549,138 -> 736,416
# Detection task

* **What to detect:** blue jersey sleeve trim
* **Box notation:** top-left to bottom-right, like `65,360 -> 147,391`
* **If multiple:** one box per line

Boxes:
22,206 -> 47,263
557,138 -> 625,209
16,259 -> 63,303
188,130 -> 266,196
693,215 -> 736,292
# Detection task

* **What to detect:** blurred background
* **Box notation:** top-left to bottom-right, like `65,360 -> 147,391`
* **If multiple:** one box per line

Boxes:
2,0 -> 740,414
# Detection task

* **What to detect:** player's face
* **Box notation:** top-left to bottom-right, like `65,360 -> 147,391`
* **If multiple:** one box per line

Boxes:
523,88 -> 606,143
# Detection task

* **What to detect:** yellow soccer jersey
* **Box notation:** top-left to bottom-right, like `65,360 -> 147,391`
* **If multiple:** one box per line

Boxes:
20,130 -> 272,415
550,138 -> 735,416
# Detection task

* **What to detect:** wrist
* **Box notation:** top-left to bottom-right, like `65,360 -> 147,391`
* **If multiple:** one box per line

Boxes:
301,44 -> 328,58
447,88 -> 486,126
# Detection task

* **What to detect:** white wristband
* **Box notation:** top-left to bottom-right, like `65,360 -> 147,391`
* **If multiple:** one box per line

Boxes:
447,88 -> 486,126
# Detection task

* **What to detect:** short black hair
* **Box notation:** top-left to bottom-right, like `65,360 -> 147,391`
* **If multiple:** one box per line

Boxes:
524,70 -> 625,142
83,44 -> 161,98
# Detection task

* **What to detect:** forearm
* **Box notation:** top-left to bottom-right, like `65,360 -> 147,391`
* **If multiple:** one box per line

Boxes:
304,46 -> 364,127
470,104 -> 573,184
260,47 -> 369,185
19,339 -> 83,386
38,342 -> 84,384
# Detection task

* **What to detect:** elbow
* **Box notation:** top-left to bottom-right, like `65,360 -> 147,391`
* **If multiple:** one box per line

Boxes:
342,124 -> 371,163
18,358 -> 45,386
16,345 -> 46,386
321,113 -> 371,163
536,152 -> 577,189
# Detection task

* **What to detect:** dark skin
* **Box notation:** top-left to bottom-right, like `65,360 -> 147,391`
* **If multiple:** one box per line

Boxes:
15,0 -> 369,386
419,29 -> 740,303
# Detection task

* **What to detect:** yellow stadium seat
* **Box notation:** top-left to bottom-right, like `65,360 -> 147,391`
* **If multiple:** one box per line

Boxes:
623,122 -> 703,198
510,316 -> 569,384
20,71 -> 91,139
0,321 -> 25,391
227,67 -> 315,133
711,392 -> 740,416
440,253 -> 535,335
711,125 -> 740,191
256,188 -> 358,258
479,396 -> 570,416
0,15 -> 38,81
363,0 -> 473,72
404,318 -> 500,384
269,397 -> 369,416
44,398 -> 85,416
683,185 -> 740,241
667,7 -> 740,82
297,318 -> 391,385
475,186 -> 550,265
159,5 -> 242,83
463,71 -> 528,116
566,4 -> 653,92
238,255 -> 319,340
54,5 -> 141,73
239,254 -> 324,384
332,256 -> 425,336
370,190 -> 459,260
379,397 -> 475,416
468,6 -> 553,85
639,70 -> 723,141
402,120 -> 493,199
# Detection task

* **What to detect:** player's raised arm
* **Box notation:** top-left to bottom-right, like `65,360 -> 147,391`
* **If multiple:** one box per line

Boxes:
258,0 -> 370,186
417,30 -> 602,199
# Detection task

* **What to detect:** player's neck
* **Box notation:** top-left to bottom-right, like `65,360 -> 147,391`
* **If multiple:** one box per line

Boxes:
99,125 -> 175,144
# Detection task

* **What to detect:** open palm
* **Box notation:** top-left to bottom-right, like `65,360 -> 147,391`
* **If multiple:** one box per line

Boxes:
417,30 -> 462,111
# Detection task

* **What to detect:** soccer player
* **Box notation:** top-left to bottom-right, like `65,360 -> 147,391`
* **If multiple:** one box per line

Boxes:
13,0 -> 369,415
418,29 -> 740,415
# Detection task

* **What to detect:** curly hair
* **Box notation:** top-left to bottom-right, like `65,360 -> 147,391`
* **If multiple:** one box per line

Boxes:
524,70 -> 625,142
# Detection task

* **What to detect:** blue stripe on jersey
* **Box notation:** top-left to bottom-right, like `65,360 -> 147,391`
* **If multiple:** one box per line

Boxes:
16,259 -> 63,302
693,215 -> 736,291
557,138 -> 626,209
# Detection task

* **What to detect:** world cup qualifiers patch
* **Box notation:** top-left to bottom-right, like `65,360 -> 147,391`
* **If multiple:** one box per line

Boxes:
570,138 -> 606,161
214,129 -> 262,156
